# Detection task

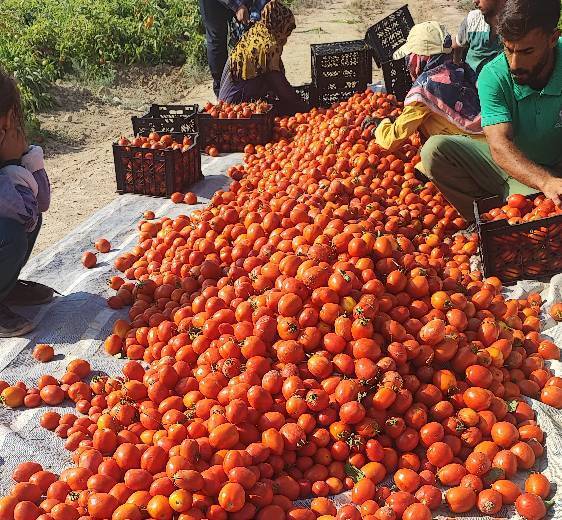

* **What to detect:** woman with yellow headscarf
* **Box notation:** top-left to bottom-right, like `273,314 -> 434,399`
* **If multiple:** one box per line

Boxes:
218,0 -> 306,115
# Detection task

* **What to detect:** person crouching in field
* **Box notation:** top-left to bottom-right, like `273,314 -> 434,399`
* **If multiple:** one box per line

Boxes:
218,0 -> 307,116
369,22 -> 485,176
421,0 -> 562,221
0,70 -> 53,338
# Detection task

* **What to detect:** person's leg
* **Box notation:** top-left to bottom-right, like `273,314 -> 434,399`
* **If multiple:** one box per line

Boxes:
4,215 -> 54,306
421,135 -> 535,221
0,218 -> 28,302
199,0 -> 231,98
21,214 -> 42,266
0,218 -> 35,337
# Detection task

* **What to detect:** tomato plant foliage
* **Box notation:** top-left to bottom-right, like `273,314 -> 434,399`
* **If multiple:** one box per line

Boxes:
0,0 -> 206,116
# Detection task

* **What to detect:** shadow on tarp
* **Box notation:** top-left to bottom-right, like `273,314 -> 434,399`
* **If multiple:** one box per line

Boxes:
2,290 -> 112,353
192,174 -> 231,200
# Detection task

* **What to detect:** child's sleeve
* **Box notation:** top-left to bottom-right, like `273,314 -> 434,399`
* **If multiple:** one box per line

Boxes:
21,145 -> 50,213
0,166 -> 39,231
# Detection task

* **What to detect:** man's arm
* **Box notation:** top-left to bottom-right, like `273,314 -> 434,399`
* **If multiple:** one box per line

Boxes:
216,0 -> 249,22
484,123 -> 562,206
452,41 -> 466,65
453,16 -> 468,64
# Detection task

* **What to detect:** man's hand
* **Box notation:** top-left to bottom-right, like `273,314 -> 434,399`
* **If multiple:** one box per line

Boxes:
542,176 -> 562,207
236,5 -> 249,24
0,126 -> 28,163
452,46 -> 465,66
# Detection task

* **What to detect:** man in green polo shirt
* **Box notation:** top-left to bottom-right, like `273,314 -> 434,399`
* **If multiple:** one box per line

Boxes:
421,0 -> 562,221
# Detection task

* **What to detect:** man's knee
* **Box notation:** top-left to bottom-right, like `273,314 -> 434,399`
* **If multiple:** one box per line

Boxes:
420,136 -> 464,179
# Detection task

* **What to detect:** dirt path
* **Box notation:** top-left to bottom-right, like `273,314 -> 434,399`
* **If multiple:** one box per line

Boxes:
35,0 -> 467,255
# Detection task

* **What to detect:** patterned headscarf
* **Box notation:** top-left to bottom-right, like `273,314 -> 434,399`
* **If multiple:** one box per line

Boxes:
230,0 -> 296,81
405,52 -> 483,134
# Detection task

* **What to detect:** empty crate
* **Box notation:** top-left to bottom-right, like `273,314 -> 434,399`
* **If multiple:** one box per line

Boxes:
365,5 -> 415,66
131,104 -> 198,136
311,40 -> 372,107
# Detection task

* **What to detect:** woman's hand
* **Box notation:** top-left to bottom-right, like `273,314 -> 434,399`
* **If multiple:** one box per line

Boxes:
362,115 -> 396,131
0,125 -> 28,163
236,5 -> 249,24
361,116 -> 383,129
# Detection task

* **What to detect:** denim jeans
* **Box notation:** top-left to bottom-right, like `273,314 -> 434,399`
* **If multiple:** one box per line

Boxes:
0,215 -> 41,302
199,0 -> 232,97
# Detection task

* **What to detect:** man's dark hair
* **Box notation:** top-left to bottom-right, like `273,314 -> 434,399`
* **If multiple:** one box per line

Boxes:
498,0 -> 561,40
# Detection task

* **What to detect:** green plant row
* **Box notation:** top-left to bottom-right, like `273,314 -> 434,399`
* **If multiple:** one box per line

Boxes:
0,0 -> 206,117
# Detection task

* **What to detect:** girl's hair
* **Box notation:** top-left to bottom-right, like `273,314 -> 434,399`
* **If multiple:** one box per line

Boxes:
0,69 -> 24,129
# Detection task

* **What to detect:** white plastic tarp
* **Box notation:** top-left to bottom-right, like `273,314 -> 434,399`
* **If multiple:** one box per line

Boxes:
0,153 -> 561,520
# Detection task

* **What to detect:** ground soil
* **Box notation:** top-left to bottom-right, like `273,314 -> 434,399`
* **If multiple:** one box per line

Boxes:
34,0 -> 467,255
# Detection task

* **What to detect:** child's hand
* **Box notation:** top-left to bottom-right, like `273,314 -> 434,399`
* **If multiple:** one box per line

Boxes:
0,125 -> 28,163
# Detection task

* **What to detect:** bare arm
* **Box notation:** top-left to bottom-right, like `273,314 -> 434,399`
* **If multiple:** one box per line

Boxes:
484,122 -> 562,206
453,17 -> 468,65
452,40 -> 465,65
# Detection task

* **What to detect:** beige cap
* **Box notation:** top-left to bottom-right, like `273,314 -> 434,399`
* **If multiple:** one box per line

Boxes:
393,21 -> 452,60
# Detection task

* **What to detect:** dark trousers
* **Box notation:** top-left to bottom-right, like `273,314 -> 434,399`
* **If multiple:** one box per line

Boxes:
219,63 -> 308,116
199,0 -> 232,97
0,215 -> 41,302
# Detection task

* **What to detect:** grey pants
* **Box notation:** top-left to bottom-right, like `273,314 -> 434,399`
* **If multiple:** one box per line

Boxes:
420,135 -> 538,221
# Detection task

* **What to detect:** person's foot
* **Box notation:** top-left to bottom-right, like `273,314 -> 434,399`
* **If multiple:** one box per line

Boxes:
0,304 -> 35,338
3,280 -> 54,306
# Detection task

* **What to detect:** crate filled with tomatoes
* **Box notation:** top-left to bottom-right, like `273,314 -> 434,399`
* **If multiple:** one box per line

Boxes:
131,104 -> 199,136
113,132 -> 202,197
475,193 -> 562,283
198,100 -> 274,153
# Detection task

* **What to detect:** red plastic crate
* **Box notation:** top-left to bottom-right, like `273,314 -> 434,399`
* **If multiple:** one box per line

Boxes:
474,195 -> 562,284
113,133 -> 202,197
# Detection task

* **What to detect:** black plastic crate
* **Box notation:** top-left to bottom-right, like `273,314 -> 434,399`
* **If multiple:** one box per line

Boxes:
311,40 -> 372,85
198,109 -> 273,153
113,133 -> 202,197
382,58 -> 412,102
294,84 -> 317,109
474,195 -> 562,284
132,104 -> 199,136
267,84 -> 318,111
316,78 -> 369,108
365,5 -> 414,66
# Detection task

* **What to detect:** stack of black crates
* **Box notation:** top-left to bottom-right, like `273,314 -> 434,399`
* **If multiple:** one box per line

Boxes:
310,40 -> 373,107
364,5 -> 415,101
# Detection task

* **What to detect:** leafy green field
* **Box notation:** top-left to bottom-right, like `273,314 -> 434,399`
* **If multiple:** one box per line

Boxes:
3,0 -> 561,125
0,0 -> 205,117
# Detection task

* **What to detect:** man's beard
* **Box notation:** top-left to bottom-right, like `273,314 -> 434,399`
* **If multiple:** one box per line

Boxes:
510,50 -> 550,87
481,7 -> 496,25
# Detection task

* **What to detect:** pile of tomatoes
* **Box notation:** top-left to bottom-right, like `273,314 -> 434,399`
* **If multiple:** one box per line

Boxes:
115,133 -> 197,197
200,101 -> 273,153
481,194 -> 562,224
1,90 -> 561,520
202,101 -> 272,120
